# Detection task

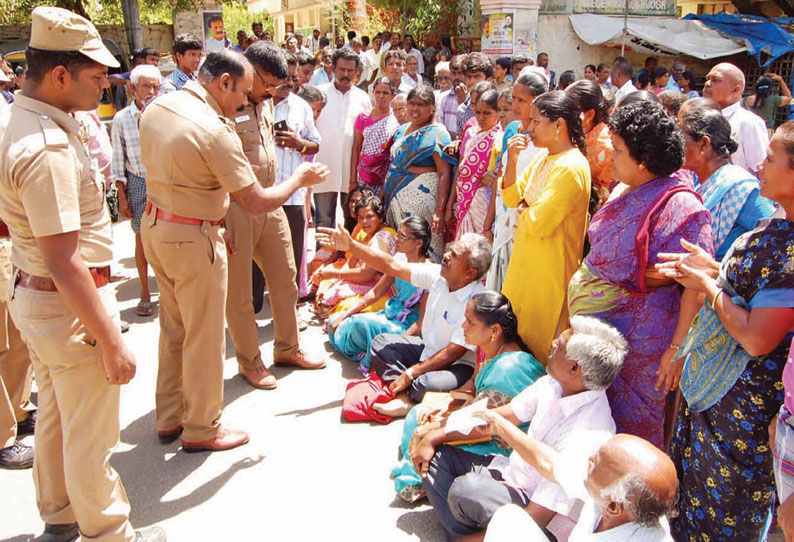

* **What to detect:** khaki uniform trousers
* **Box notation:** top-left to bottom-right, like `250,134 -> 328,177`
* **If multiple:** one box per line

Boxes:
141,209 -> 227,442
0,240 -> 35,448
8,277 -> 134,541
225,202 -> 299,368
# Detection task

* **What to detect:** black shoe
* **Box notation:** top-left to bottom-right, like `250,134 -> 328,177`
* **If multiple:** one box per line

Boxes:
34,522 -> 78,542
17,410 -> 37,436
134,526 -> 167,542
0,440 -> 34,469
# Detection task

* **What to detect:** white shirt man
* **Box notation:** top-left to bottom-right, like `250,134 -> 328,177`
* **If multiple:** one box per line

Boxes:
723,100 -> 769,174
361,45 -> 381,85
405,47 -> 425,75
274,92 -> 321,207
312,81 -> 370,210
614,79 -> 637,105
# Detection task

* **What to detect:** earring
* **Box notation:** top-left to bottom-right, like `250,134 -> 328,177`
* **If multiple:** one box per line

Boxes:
490,334 -> 495,342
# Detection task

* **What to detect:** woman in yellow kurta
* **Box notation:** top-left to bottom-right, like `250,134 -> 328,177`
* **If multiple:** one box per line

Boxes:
499,91 -> 591,364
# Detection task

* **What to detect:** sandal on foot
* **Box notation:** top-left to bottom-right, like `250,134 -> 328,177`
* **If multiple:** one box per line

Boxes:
136,301 -> 154,317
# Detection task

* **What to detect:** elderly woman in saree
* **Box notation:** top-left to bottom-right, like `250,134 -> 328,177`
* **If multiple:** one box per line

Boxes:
679,101 -> 775,260
327,217 -> 430,374
446,89 -> 503,240
566,101 -> 713,448
383,84 -> 456,261
391,291 -> 545,503
483,72 -> 549,292
656,121 -> 794,542
312,195 -> 396,317
349,76 -> 400,193
500,90 -> 590,365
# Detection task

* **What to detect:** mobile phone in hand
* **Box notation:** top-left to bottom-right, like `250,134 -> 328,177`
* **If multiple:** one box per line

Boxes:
274,120 -> 288,132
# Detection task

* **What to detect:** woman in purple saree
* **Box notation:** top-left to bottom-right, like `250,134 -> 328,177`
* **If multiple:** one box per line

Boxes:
567,102 -> 713,448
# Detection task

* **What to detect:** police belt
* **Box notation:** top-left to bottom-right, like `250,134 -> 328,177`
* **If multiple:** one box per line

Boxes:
15,266 -> 110,292
0,222 -> 8,238
145,202 -> 223,226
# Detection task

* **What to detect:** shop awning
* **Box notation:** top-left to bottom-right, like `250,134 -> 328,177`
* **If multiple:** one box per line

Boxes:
568,13 -> 748,60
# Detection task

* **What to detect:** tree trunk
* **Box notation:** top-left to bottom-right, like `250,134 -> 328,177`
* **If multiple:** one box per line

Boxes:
120,0 -> 143,54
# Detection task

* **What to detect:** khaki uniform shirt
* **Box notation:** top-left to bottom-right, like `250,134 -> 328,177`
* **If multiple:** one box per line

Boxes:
140,81 -> 256,221
232,102 -> 276,188
0,94 -> 113,277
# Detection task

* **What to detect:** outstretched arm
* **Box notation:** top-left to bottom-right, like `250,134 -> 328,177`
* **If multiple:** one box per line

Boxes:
316,224 -> 412,282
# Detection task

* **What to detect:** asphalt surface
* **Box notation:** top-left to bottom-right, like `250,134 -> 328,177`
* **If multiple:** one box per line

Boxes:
1,222 -> 445,542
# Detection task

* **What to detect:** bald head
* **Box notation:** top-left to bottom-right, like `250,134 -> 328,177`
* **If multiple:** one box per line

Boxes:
704,62 -> 745,108
586,434 -> 677,528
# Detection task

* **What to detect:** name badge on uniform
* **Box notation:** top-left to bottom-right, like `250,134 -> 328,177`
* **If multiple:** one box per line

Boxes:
234,114 -> 250,124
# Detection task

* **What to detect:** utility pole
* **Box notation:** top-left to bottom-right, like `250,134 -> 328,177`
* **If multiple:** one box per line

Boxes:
120,0 -> 143,54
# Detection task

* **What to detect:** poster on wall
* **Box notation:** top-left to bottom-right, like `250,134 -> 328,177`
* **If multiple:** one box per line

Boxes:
481,11 -> 515,55
202,11 -> 230,53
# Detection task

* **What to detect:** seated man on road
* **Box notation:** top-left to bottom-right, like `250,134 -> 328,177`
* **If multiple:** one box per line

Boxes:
316,226 -> 490,418
411,316 -> 627,540
484,433 -> 677,542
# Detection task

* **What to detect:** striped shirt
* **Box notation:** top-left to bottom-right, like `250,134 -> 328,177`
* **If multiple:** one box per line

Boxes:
110,101 -> 145,185
274,92 -> 321,205
166,67 -> 194,91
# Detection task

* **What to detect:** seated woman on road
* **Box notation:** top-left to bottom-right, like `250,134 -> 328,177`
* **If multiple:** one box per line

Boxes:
391,291 -> 545,503
312,195 -> 396,317
328,216 -> 431,374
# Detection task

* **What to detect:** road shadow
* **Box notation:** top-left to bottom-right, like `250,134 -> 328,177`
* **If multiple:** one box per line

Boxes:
395,507 -> 445,542
114,375 -> 263,526
275,398 -> 343,418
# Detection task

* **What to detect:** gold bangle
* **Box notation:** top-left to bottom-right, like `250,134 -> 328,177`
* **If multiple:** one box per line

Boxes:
711,288 -> 723,311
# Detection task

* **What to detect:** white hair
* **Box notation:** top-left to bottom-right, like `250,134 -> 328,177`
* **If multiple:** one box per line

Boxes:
436,61 -> 450,75
455,233 -> 492,281
601,473 -> 676,528
518,65 -> 549,86
567,316 -> 628,391
130,65 -> 162,86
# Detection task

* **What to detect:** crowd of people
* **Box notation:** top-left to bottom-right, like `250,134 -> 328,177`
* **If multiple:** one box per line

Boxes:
2,6 -> 794,542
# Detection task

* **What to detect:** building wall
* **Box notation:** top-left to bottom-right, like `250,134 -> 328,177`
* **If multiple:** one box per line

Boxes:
0,23 -> 174,57
536,14 -> 713,80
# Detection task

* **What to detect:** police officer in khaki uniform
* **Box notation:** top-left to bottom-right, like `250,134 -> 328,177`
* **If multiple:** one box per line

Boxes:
224,42 -> 326,391
139,50 -> 326,452
0,7 -> 165,542
0,224 -> 37,470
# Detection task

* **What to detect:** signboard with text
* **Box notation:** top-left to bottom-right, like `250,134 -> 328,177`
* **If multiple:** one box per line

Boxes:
541,0 -> 675,15
481,11 -> 516,55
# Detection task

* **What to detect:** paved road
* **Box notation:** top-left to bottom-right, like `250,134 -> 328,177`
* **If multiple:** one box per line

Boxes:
1,223 -> 445,542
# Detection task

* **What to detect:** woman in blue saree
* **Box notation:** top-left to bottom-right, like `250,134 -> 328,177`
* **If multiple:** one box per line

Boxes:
679,102 -> 775,260
383,85 -> 456,262
391,291 -> 545,503
328,217 -> 431,374
657,122 -> 794,542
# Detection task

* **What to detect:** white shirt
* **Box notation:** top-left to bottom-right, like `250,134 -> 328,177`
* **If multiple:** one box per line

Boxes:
310,67 -> 334,87
722,100 -> 769,174
400,72 -> 423,92
484,503 -> 673,542
361,48 -> 380,84
614,80 -> 637,105
408,262 -> 484,363
110,101 -> 145,184
274,92 -> 321,205
489,376 -> 615,517
313,82 -> 371,194
310,36 -> 321,53
205,36 -> 228,53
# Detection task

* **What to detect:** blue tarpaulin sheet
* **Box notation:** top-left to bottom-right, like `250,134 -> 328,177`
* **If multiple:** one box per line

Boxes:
684,13 -> 794,67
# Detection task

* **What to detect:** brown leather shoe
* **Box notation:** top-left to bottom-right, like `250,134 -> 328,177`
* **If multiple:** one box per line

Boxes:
239,365 -> 277,390
182,428 -> 249,453
274,348 -> 326,370
157,425 -> 183,444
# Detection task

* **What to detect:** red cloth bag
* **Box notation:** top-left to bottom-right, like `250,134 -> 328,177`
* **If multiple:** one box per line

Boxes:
342,373 -> 395,424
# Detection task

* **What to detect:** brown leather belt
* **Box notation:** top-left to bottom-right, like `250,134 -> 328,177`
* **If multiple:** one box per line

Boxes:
145,202 -> 222,226
16,266 -> 110,292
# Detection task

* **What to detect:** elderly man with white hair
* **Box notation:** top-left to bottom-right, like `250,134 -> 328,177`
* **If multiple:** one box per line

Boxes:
484,433 -> 677,541
316,226 -> 491,417
111,64 -> 161,317
412,316 -> 628,540
704,62 -> 769,175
